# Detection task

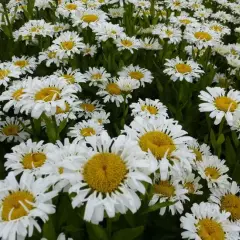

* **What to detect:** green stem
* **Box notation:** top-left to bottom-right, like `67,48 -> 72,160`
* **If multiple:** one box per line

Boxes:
107,218 -> 112,239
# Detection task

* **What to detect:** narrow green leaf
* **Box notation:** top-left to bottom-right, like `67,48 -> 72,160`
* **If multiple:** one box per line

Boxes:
217,134 -> 225,145
112,226 -> 144,240
42,217 -> 56,240
225,136 -> 236,165
86,222 -> 108,240
141,201 -> 175,215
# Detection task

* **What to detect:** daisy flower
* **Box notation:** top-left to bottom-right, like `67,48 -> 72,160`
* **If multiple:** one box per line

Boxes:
81,43 -> 97,57
118,64 -> 153,87
68,133 -> 152,224
91,110 -> 110,125
193,8 -> 212,20
196,155 -> 230,188
0,62 -> 21,87
67,119 -> 105,142
164,0 -> 187,11
130,98 -> 168,119
20,76 -> 78,119
199,87 -> 240,125
180,202 -> 240,240
52,23 -> 70,36
56,1 -> 82,18
170,15 -> 199,27
34,0 -> 55,10
11,56 -> 37,75
115,35 -> 140,53
72,9 -> 108,29
164,57 -> 204,82
139,37 -> 162,50
207,21 -> 231,36
0,117 -> 30,143
78,99 -> 104,119
83,67 -> 111,86
39,48 -> 64,67
0,172 -> 57,240
211,11 -> 234,24
50,31 -> 84,59
116,76 -> 140,95
4,139 -> 54,176
108,7 -> 125,18
42,232 -> 73,240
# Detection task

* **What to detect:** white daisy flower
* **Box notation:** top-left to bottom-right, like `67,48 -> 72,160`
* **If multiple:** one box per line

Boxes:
0,172 -> 57,240
193,8 -> 212,20
68,133 -> 152,224
4,139 -> 54,176
72,9 -> 108,29
67,119 -> 105,142
34,0 -> 55,10
83,67 -> 111,86
108,7 -> 124,18
0,62 -> 21,87
56,1 -> 83,18
53,23 -> 70,36
116,76 -> 140,94
50,31 -> 84,59
207,21 -> 231,36
170,15 -> 199,27
20,76 -> 78,119
164,0 -> 187,11
211,11 -> 234,24
118,64 -> 153,87
115,35 -> 140,53
130,98 -> 168,119
0,117 -> 30,143
199,87 -> 240,125
139,37 -> 162,50
91,110 -> 110,125
81,43 -> 97,57
11,56 -> 37,75
180,202 -> 240,240
213,73 -> 233,88
41,232 -> 73,240
164,57 -> 204,82
39,48 -> 64,67
196,155 -> 230,188
78,99 -> 104,119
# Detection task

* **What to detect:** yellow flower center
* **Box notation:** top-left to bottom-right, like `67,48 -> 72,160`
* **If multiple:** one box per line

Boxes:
141,105 -> 158,115
80,127 -> 96,137
30,27 -> 41,32
165,30 -> 173,36
56,103 -> 70,114
215,96 -> 237,112
194,32 -> 212,41
193,148 -> 203,162
82,14 -> 99,23
154,180 -> 175,197
47,51 -> 57,59
83,153 -> 127,193
91,73 -> 102,80
129,71 -> 144,80
81,103 -> 95,112
204,167 -> 220,179
139,131 -> 176,160
221,194 -> 240,221
61,41 -> 75,50
63,74 -> 75,84
58,167 -> 64,174
12,88 -> 24,100
180,19 -> 192,25
173,1 -> 181,6
184,182 -> 195,194
211,25 -> 222,32
106,83 -> 121,95
22,153 -> 46,169
2,125 -> 19,136
65,3 -> 77,10
14,60 -> 28,68
231,49 -> 237,55
121,40 -> 133,47
35,87 -> 61,102
2,191 -> 35,221
175,63 -> 192,74
0,69 -> 10,80
197,219 -> 225,240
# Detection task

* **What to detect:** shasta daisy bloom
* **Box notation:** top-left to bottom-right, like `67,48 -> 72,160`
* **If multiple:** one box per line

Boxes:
0,172 -> 57,240
97,78 -> 124,107
0,117 -> 30,143
209,181 -> 240,224
149,171 -> 189,215
199,87 -> 240,125
116,76 -> 140,94
193,8 -> 212,20
139,37 -> 162,50
108,7 -> 124,18
118,65 -> 153,87
164,0 -> 187,11
91,110 -> 110,125
207,21 -> 231,36
72,9 -> 108,29
4,139 -> 54,176
124,116 -> 194,173
180,202 -> 240,240
196,155 -> 230,188
34,0 -> 55,9
42,232 -> 73,240
130,98 -> 168,119
170,15 -> 199,27
115,35 -> 140,53
211,11 -> 234,24
11,56 -> 37,75
56,1 -> 83,18
83,67 -> 111,86
152,24 -> 182,44
50,31 -> 84,59
39,48 -> 64,67
184,25 -> 221,49
0,62 -> 21,87
0,79 -> 29,113
164,57 -> 204,82
213,73 -> 233,87
78,99 -> 104,119
67,119 -> 105,142
68,133 -> 152,224
20,76 -> 78,119
53,23 -> 70,36
81,43 -> 97,57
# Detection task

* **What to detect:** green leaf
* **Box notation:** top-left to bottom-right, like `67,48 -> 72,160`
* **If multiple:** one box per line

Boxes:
217,134 -> 225,145
141,201 -> 175,215
231,131 -> 239,148
225,136 -> 236,165
58,119 -> 68,134
112,226 -> 144,240
210,129 -> 217,149
232,163 -> 240,183
42,216 -> 56,240
86,222 -> 108,240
